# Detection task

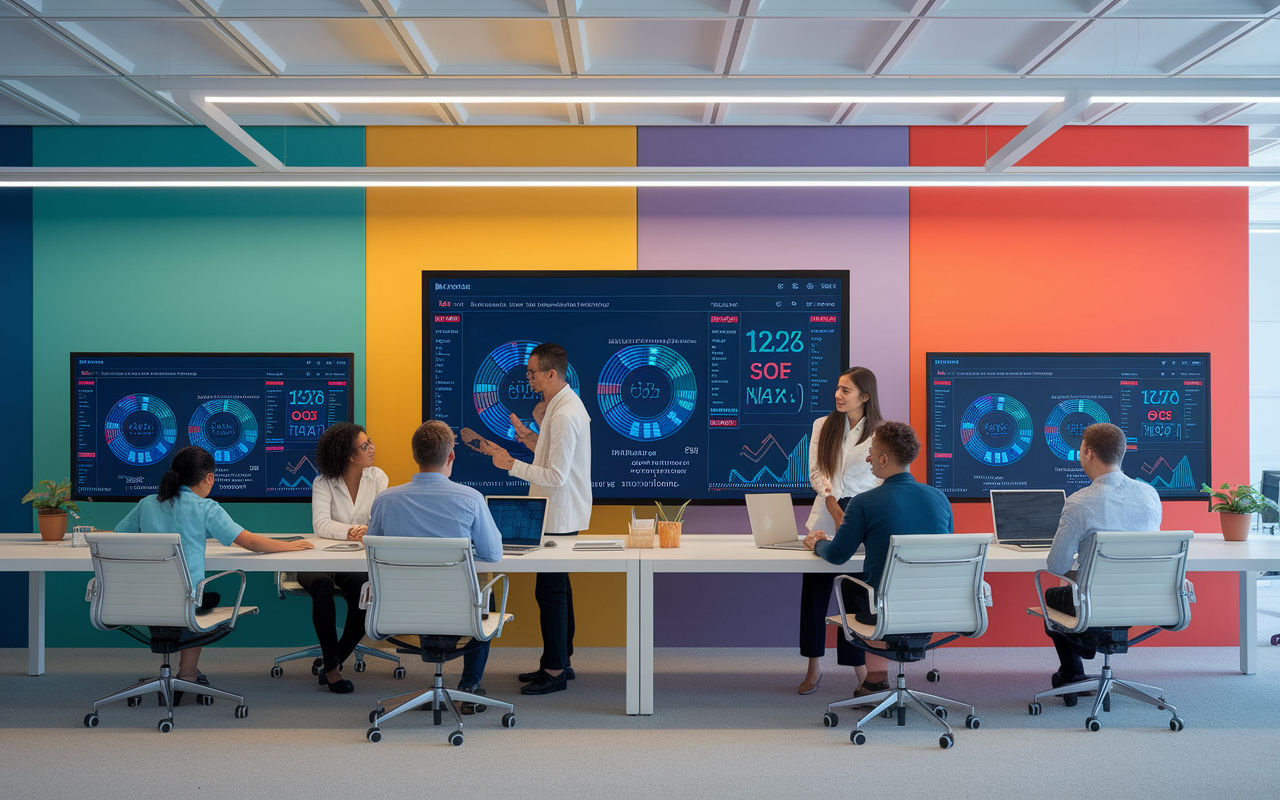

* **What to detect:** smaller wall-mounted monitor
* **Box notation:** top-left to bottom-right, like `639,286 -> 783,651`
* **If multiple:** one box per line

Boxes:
927,353 -> 1209,500
72,353 -> 354,502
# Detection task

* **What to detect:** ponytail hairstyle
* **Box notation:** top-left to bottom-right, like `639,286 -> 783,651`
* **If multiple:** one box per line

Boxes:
815,366 -> 884,483
157,446 -> 216,504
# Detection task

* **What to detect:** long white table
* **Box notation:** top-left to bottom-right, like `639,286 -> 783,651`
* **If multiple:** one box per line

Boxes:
5,531 -> 1280,716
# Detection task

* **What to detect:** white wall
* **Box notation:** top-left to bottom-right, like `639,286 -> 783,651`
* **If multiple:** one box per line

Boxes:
1250,230 -> 1280,485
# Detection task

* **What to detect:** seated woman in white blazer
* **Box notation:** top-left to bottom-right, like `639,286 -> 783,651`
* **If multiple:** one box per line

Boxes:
304,422 -> 388,693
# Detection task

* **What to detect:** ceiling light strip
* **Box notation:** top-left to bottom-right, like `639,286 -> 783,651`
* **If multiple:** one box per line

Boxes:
202,95 -> 1067,106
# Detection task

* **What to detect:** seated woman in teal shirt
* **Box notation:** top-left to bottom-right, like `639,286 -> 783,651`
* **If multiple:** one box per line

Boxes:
115,446 -> 313,690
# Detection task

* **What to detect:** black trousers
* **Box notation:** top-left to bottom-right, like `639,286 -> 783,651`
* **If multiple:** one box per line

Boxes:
297,571 -> 368,673
799,572 -> 868,667
1044,586 -> 1092,679
535,569 -> 575,672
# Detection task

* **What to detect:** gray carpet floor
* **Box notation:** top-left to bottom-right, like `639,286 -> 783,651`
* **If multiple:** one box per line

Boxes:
1,640 -> 1278,800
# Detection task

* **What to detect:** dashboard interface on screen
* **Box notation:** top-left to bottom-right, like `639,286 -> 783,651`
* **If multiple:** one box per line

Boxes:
73,353 -> 353,501
927,353 -> 1209,500
424,271 -> 849,502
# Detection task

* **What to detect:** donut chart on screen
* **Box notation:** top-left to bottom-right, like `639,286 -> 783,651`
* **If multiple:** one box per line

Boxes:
1044,398 -> 1111,461
960,393 -> 1033,465
104,394 -> 178,465
472,340 -> 580,442
187,399 -> 259,464
597,345 -> 697,441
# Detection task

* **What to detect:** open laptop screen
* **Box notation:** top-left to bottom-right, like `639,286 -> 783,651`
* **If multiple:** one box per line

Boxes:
990,490 -> 1066,541
486,496 -> 548,547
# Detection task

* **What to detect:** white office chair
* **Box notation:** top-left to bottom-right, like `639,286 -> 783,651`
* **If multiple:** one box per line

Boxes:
269,571 -> 403,679
361,535 -> 515,746
1027,530 -> 1194,732
82,532 -> 258,733
823,533 -> 993,749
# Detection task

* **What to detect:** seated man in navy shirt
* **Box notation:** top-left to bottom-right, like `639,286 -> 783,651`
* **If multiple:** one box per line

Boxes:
803,420 -> 953,624
367,420 -> 503,708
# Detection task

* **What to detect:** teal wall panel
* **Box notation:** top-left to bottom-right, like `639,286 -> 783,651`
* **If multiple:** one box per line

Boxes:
27,127 -> 366,647
35,126 -> 365,167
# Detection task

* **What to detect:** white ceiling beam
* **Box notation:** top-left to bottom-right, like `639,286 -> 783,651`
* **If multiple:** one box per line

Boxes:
828,103 -> 852,124
0,80 -> 77,124
1203,102 -> 1255,124
429,102 -> 466,124
1016,0 -> 1130,75
378,20 -> 428,75
701,103 -> 715,124
1159,20 -> 1270,76
713,19 -> 737,76
296,103 -> 331,126
313,103 -> 341,125
986,91 -> 1093,172
584,102 -> 596,124
49,22 -> 136,74
569,19 -> 590,74
955,102 -> 994,125
226,21 -> 287,74
830,103 -> 865,125
170,90 -> 282,171
866,0 -> 941,75
712,103 -> 729,124
392,20 -> 439,73
1081,101 -> 1128,124
199,20 -> 273,75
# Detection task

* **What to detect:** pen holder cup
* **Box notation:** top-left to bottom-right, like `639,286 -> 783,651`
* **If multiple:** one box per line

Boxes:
657,521 -> 682,549
626,523 -> 656,549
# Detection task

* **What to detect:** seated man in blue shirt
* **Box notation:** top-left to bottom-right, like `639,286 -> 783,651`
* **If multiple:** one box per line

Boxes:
367,420 -> 503,707
803,420 -> 953,626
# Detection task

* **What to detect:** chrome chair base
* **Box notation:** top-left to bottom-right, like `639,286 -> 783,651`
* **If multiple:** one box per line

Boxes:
273,642 -> 400,670
827,672 -> 977,746
1032,656 -> 1179,728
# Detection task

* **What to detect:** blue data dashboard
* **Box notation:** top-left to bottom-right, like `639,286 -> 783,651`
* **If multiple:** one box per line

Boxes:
72,353 -> 353,501
423,271 -> 849,502
927,353 -> 1209,500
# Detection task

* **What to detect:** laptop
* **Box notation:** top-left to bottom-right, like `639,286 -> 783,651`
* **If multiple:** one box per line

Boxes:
990,489 -> 1066,549
486,496 -> 549,555
746,493 -> 808,550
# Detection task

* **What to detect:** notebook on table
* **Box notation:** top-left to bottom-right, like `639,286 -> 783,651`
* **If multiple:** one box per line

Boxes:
486,496 -> 549,555
990,489 -> 1066,549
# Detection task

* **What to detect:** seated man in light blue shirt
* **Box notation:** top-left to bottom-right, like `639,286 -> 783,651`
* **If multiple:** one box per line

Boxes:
1044,422 -> 1162,703
367,420 -> 503,701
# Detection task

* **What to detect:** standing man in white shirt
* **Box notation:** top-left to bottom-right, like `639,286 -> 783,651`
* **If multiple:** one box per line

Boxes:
487,342 -> 592,696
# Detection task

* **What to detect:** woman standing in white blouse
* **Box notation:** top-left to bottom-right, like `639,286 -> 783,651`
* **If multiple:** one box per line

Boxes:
303,422 -> 388,693
797,367 -> 883,695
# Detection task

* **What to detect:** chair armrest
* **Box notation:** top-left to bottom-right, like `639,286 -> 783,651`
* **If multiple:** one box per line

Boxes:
275,571 -> 286,601
479,573 -> 511,640
196,570 -> 248,628
1030,569 -> 1081,627
981,581 -> 993,607
85,577 -> 97,602
832,573 -> 877,635
358,581 -> 372,610
1183,578 -> 1196,603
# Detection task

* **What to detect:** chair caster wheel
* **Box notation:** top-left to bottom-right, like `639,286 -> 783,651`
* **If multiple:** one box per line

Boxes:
933,705 -> 948,720
158,720 -> 173,733
127,696 -> 142,707
502,713 -> 516,728
823,712 -> 838,728
84,713 -> 99,728
393,667 -> 406,680
311,658 -> 323,676
354,660 -> 367,673
473,704 -> 488,714
197,694 -> 214,706
369,707 -> 384,724
1271,633 -> 1280,646
939,734 -> 954,749
1086,716 -> 1101,732
367,726 -> 382,743
1170,717 -> 1184,732
926,669 -> 940,683
270,666 -> 283,678
448,731 -> 464,746
1028,703 -> 1042,716
851,730 -> 866,745
234,705 -> 249,719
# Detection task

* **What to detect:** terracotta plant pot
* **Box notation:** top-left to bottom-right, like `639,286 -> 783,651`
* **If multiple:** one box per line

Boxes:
1219,511 -> 1251,541
657,521 -> 682,548
37,511 -> 69,542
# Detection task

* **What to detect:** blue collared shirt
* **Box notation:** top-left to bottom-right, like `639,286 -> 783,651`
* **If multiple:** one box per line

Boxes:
1046,470 -> 1162,575
367,471 -> 503,563
114,486 -> 244,594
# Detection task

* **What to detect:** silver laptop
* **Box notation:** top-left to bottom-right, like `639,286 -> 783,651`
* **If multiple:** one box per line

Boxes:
990,489 -> 1066,549
746,493 -> 808,550
486,496 -> 549,555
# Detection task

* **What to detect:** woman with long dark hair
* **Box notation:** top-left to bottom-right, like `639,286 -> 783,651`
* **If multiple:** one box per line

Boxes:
115,446 -> 313,691
303,422 -> 388,693
797,366 -> 883,695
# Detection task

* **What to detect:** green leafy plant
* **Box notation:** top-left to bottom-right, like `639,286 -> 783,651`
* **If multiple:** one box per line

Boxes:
655,500 -> 692,524
21,479 -> 83,519
1200,482 -> 1278,515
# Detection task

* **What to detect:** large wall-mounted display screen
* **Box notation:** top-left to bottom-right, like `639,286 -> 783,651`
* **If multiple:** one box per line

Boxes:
927,352 -> 1209,500
72,353 -> 353,502
423,271 -> 849,503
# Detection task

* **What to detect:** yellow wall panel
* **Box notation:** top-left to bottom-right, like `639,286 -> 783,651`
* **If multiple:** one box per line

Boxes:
366,127 -> 637,646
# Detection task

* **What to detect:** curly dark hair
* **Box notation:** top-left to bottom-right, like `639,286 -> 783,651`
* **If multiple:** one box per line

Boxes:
873,421 -> 921,467
316,422 -> 366,479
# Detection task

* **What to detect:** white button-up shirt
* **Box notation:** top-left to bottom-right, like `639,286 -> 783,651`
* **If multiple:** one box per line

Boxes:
509,386 -> 593,534
805,415 -> 880,533
1046,470 -> 1163,575
311,466 -> 389,539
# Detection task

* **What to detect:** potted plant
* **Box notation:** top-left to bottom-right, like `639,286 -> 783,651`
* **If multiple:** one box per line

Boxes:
1200,482 -> 1278,541
654,500 -> 691,548
22,479 -> 83,543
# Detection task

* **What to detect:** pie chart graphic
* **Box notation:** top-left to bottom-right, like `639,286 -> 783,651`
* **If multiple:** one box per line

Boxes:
960,393 -> 1034,465
472,340 -> 580,443
104,394 -> 178,465
1044,398 -> 1110,461
597,345 -> 696,441
187,399 -> 258,464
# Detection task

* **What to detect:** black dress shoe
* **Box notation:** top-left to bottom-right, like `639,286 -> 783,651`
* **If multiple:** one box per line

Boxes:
320,672 -> 354,694
520,671 -> 568,695
1052,671 -> 1087,707
518,667 -> 575,682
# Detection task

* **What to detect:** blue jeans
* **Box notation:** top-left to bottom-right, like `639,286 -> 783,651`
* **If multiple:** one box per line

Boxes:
459,641 -> 489,691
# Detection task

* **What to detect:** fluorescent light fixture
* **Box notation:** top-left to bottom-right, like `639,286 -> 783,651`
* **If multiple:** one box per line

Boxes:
1092,96 -> 1280,104
203,95 -> 1065,105
6,179 -> 1280,188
